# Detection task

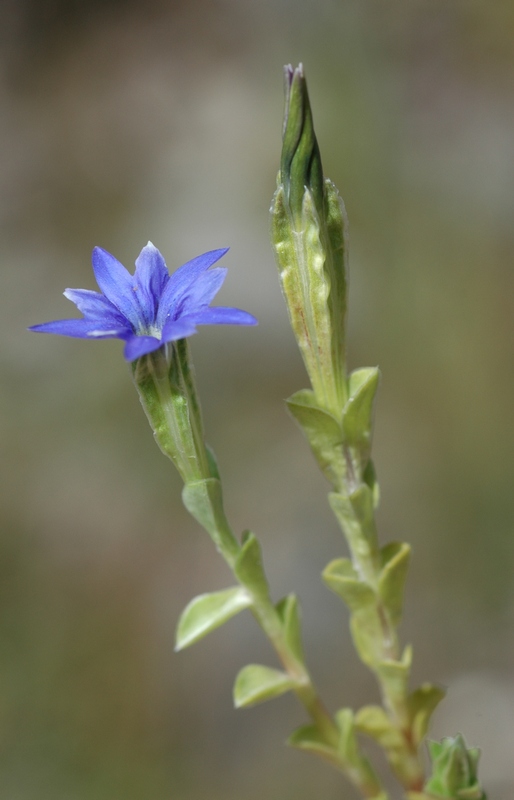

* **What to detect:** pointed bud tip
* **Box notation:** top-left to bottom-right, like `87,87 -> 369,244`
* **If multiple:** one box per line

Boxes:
280,64 -> 323,221
283,63 -> 304,86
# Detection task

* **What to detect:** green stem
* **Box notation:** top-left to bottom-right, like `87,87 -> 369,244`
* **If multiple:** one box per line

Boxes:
208,492 -> 385,798
133,343 -> 386,799
249,589 -> 339,747
334,448 -> 425,793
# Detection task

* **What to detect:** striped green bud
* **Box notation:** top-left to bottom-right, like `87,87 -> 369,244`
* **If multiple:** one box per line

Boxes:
424,735 -> 486,799
271,64 -> 349,418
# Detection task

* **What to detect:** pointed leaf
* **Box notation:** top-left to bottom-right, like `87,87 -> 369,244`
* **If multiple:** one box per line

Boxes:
355,705 -> 405,751
175,586 -> 252,651
408,683 -> 446,746
335,709 -> 386,796
428,740 -> 444,761
286,389 -> 346,486
182,478 -> 233,554
276,594 -> 304,663
335,708 -> 361,765
356,705 -> 415,786
376,647 -> 412,713
363,458 -> 380,508
288,724 -> 341,768
342,367 -> 380,456
205,443 -> 221,480
378,541 -> 411,626
350,605 -> 384,667
349,484 -> 377,539
234,532 -> 269,601
233,664 -> 295,708
322,558 -> 376,611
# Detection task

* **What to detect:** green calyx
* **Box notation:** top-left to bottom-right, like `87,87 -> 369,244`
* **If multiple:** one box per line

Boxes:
132,341 -> 212,485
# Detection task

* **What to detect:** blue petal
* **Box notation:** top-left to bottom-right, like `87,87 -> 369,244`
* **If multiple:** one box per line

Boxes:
161,316 -> 198,343
29,319 -> 131,338
175,268 -> 227,316
64,288 -> 129,326
92,247 -> 141,328
123,335 -> 163,361
156,248 -> 229,328
133,242 -> 169,325
192,307 -> 258,326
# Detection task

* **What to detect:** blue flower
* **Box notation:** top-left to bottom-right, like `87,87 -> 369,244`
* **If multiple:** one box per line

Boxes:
30,243 -> 258,361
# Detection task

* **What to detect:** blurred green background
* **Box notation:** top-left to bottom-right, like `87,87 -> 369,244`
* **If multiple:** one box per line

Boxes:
2,0 -> 513,797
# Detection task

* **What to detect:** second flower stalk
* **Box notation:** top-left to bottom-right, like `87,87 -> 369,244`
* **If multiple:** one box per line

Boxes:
271,63 -> 439,794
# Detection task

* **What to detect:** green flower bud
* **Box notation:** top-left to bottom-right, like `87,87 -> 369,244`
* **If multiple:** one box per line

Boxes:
424,735 -> 486,799
271,64 -> 349,418
280,64 -> 324,224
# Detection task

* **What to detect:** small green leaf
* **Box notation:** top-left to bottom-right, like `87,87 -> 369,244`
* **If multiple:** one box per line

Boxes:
175,586 -> 252,651
335,708 -> 361,764
342,367 -> 380,455
233,664 -> 295,708
349,484 -> 376,537
378,541 -> 411,626
182,478 -> 234,554
233,532 -> 269,601
286,389 -> 346,486
363,459 -> 380,508
408,684 -> 446,746
376,647 -> 412,714
288,724 -> 341,768
335,709 -> 386,796
355,705 -> 405,751
205,443 -> 221,480
322,558 -> 376,611
276,594 -> 304,663
350,605 -> 384,667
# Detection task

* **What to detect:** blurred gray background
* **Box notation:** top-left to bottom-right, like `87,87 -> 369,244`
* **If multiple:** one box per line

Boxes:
1,0 -> 514,797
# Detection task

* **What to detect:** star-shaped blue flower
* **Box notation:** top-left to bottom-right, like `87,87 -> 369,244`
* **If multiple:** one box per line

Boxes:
30,243 -> 257,361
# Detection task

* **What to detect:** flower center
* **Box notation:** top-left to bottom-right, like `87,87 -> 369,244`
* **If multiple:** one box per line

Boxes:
146,324 -> 162,340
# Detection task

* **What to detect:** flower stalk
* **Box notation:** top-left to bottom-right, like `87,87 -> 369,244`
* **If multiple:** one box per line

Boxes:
132,340 -> 386,799
271,64 -> 449,796
133,343 -> 211,484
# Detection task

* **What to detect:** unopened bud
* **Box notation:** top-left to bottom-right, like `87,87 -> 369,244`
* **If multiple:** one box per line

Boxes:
271,64 -> 349,418
424,735 -> 486,799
